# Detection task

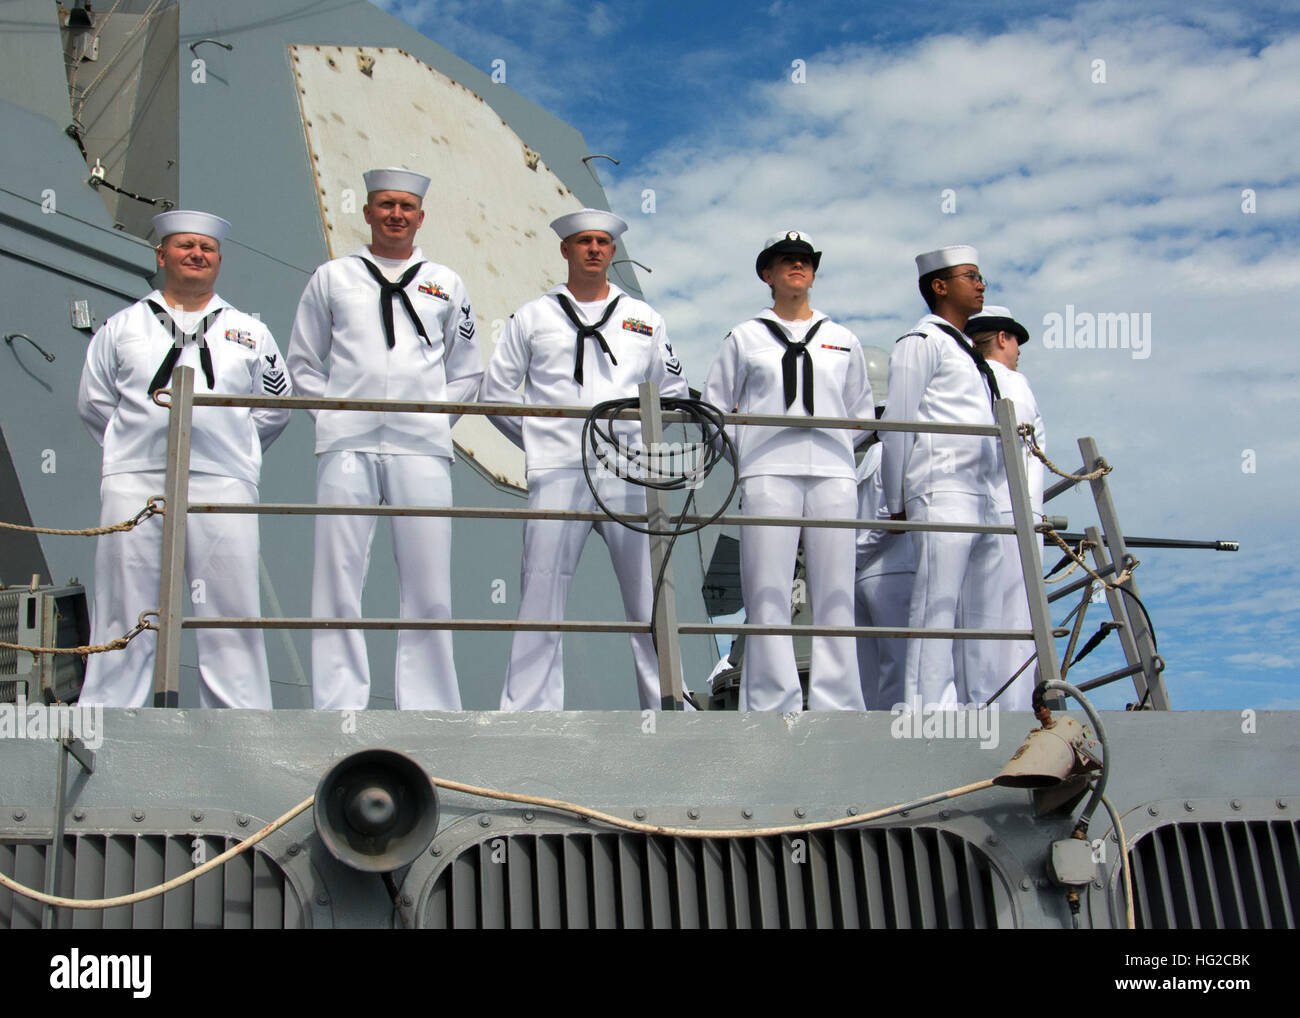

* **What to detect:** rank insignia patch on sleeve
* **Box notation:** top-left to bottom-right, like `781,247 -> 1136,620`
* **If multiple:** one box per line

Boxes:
662,339 -> 682,375
263,368 -> 288,395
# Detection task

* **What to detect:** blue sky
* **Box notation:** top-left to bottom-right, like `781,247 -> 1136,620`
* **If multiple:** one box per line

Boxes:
377,0 -> 1300,711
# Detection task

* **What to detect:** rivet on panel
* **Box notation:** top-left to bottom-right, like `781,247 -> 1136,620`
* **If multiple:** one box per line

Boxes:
12,810 -> 25,822
72,808 -> 86,822
315,892 -> 329,905
846,807 -> 858,817
741,808 -> 753,820
1147,806 -> 1159,817
287,844 -> 300,856
430,846 -> 441,857
794,807 -> 806,819
236,814 -> 250,827
1229,800 -> 1242,811
1183,801 -> 1195,812
1093,878 -> 1104,889
191,810 -> 203,822
940,809 -> 951,820
1278,799 -> 1289,810
478,815 -> 491,828
132,810 -> 145,822
523,810 -> 535,823
687,808 -> 700,821
633,808 -> 646,821
1020,878 -> 1032,891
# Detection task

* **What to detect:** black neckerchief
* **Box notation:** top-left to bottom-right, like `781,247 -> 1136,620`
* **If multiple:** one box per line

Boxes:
930,320 -> 1002,408
554,292 -> 621,385
756,316 -> 826,415
146,299 -> 221,395
355,256 -> 431,349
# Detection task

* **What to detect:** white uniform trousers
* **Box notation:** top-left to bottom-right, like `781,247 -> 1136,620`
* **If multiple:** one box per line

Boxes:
855,570 -> 914,710
500,469 -> 661,710
993,517 -> 1037,710
739,475 -> 864,712
79,471 -> 271,709
903,491 -> 1004,707
312,451 -> 459,710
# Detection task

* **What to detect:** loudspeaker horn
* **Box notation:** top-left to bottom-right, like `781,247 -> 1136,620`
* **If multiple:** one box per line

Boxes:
314,748 -> 439,872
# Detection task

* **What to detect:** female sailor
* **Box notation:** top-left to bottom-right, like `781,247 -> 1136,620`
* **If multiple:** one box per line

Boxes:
703,232 -> 875,711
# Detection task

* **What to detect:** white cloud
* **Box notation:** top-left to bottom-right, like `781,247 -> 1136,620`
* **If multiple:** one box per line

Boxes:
1227,652 -> 1293,670
587,3 -> 616,38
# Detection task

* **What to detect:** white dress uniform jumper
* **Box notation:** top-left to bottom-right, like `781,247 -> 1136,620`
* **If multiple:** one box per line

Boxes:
704,310 -> 874,712
287,246 -> 481,710
881,313 -> 1005,707
77,292 -> 290,707
482,283 -> 688,710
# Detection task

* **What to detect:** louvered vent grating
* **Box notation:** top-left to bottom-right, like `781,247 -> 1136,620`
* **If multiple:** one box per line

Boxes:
1130,819 -> 1300,929
0,589 -> 19,678
422,826 -> 1012,928
1,833 -> 306,929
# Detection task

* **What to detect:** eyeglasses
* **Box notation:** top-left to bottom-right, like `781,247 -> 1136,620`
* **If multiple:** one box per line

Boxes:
944,271 -> 985,285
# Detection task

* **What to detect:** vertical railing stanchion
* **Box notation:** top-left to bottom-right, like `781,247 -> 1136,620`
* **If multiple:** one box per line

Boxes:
1077,437 -> 1170,710
995,398 -> 1063,705
152,365 -> 194,707
1084,525 -> 1150,703
637,381 -> 684,710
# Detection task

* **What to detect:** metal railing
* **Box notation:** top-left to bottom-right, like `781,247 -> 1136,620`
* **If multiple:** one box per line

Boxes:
1040,440 -> 1169,709
149,365 -> 1094,710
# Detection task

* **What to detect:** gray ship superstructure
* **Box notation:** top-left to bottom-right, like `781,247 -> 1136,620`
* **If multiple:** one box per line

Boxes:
0,0 -> 1296,930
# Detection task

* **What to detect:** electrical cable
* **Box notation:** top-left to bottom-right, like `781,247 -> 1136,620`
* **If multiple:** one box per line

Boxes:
580,396 -> 739,664
0,776 -> 998,909
1067,621 -> 1121,669
1099,791 -> 1136,930
0,795 -> 313,910
580,396 -> 737,537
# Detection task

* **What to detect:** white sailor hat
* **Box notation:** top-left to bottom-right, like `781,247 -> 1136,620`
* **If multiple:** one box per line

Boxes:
965,305 -> 1030,344
151,210 -> 230,244
915,245 -> 979,277
756,230 -> 821,279
362,167 -> 431,198
550,207 -> 628,240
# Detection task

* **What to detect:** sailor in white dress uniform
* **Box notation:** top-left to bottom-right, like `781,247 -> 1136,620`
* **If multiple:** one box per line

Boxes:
880,245 -> 1004,707
967,306 -> 1045,710
287,168 -> 481,710
77,210 -> 290,708
483,208 -> 689,710
704,231 -> 874,712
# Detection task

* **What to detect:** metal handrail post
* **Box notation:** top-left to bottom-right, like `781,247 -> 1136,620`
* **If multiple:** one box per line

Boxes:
1084,525 -> 1168,709
637,381 -> 684,710
1078,438 -> 1170,709
995,398 -> 1063,703
152,365 -> 194,707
